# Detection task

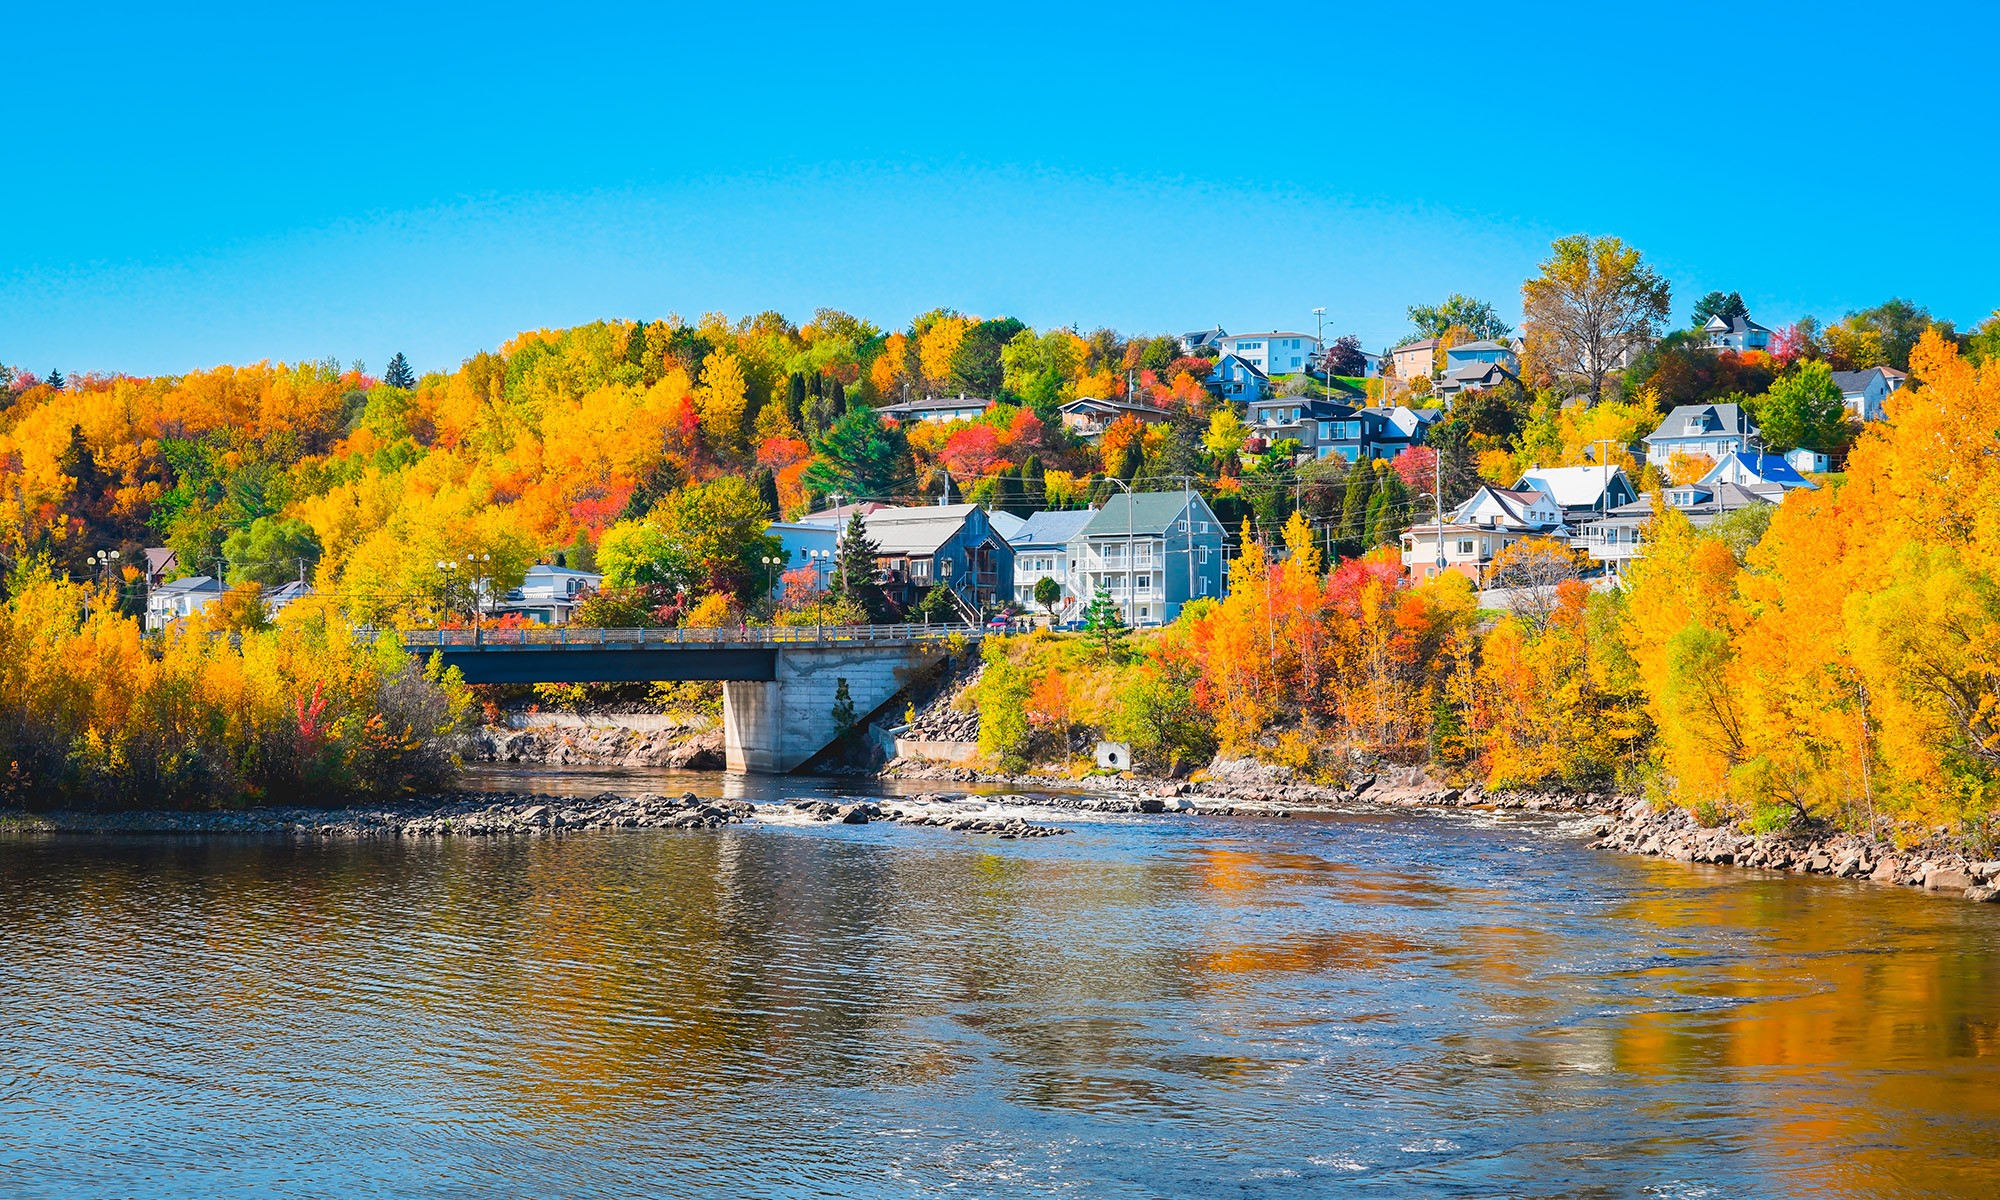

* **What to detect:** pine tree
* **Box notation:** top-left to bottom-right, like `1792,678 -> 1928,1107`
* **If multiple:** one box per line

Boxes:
625,321 -> 649,370
47,368 -> 65,391
786,372 -> 807,424
751,467 -> 782,520
830,379 -> 848,416
383,353 -> 415,390
1338,460 -> 1375,554
1082,586 -> 1129,659
831,678 -> 858,746
835,509 -> 888,621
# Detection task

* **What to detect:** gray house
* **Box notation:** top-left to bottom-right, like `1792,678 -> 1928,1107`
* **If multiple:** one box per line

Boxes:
1247,395 -> 1426,462
1005,508 -> 1096,617
1068,492 -> 1227,627
1643,402 -> 1759,467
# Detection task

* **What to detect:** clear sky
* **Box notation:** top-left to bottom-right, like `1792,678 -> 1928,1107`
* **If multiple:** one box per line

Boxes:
7,1 -> 1997,378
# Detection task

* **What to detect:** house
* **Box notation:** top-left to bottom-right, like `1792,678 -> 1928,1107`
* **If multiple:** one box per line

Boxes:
1179,326 -> 1228,355
1702,313 -> 1774,353
1513,465 -> 1638,523
1069,492 -> 1227,627
799,501 -> 901,527
852,504 -> 1014,615
262,580 -> 314,620
875,394 -> 994,424
1574,486 -> 1777,577
1642,403 -> 1759,466
1389,338 -> 1440,381
1215,332 -> 1319,376
1004,508 -> 1096,617
987,511 -> 1027,542
142,547 -> 179,588
1443,340 -> 1519,373
1368,405 -> 1443,449
1435,357 -> 1520,399
495,564 -> 603,624
1832,366 -> 1906,422
1785,447 -> 1830,476
1247,395 -> 1423,462
1059,396 -> 1179,440
1399,485 -> 1567,585
1697,451 -> 1816,494
768,520 -> 840,591
145,575 -> 224,631
1209,353 -> 1270,404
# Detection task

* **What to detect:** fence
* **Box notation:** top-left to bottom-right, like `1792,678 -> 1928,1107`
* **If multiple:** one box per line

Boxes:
392,622 -> 982,649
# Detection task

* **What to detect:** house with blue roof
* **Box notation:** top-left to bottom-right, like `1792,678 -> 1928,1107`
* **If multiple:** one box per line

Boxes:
1697,451 -> 1816,494
1004,508 -> 1097,618
1642,403 -> 1760,467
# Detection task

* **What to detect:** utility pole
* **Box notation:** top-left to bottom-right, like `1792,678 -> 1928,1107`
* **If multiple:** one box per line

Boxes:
1314,307 -> 1328,405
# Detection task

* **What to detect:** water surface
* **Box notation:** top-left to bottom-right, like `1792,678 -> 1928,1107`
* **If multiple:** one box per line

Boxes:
4,773 -> 1997,1198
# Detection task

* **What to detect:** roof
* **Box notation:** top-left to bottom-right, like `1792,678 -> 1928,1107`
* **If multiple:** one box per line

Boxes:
143,547 -> 177,575
987,511 -> 1026,540
1702,313 -> 1773,335
1831,367 -> 1901,395
1007,508 -> 1096,549
1514,465 -> 1632,508
856,503 -> 987,556
1078,492 -> 1201,539
1646,403 -> 1757,444
1211,352 -> 1269,380
1180,326 -> 1227,346
156,575 -> 223,595
525,564 -> 601,579
1396,338 -> 1441,353
798,501 -> 902,526
877,394 -> 994,416
1062,396 -> 1177,418
1699,451 -> 1815,491
1449,485 -> 1563,531
1222,331 -> 1316,342
1445,340 -> 1511,354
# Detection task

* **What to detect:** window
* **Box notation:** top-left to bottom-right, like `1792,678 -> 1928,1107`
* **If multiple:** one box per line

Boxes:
1456,539 -> 1475,556
1136,574 -> 1151,591
1199,547 -> 1211,564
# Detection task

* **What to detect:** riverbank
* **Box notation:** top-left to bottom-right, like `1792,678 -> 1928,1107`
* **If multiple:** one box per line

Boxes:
0,789 -> 1065,841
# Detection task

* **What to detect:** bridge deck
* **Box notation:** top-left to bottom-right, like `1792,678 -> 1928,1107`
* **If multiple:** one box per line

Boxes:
395,623 -> 979,685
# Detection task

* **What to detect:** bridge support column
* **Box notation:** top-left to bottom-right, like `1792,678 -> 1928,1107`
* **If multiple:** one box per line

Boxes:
722,644 -> 938,773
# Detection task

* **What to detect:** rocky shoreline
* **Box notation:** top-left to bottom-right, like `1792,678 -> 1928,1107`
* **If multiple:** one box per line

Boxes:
0,790 -> 1066,841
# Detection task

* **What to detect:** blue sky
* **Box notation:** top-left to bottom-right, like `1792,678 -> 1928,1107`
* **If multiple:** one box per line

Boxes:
7,2 -> 1997,378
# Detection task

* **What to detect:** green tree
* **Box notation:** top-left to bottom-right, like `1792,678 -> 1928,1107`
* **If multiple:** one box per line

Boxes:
974,639 -> 1032,769
1033,575 -> 1063,622
915,581 -> 959,623
950,317 -> 1027,397
801,407 -> 912,499
1406,294 -> 1512,342
222,516 -> 321,587
596,519 -> 689,591
831,678 -> 858,748
382,352 -> 416,389
1690,291 -> 1748,329
652,477 -> 782,601
1748,361 -> 1850,454
835,509 -> 889,621
750,467 -> 782,519
1521,234 -> 1672,404
1082,586 -> 1128,659
1338,459 -> 1376,553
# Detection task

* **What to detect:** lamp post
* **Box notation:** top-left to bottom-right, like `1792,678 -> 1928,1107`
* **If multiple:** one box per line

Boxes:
941,557 -> 955,627
463,552 -> 491,645
808,548 -> 828,638
761,554 -> 781,602
1097,475 -> 1137,627
435,559 -> 461,628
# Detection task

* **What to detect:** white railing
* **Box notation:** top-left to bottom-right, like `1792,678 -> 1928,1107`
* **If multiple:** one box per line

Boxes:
392,622 -> 982,649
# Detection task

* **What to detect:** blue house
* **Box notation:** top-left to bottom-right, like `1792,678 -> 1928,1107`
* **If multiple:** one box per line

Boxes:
1248,394 -> 1427,462
1210,353 -> 1270,404
1698,451 -> 1816,493
1068,492 -> 1226,627
853,504 -> 1014,616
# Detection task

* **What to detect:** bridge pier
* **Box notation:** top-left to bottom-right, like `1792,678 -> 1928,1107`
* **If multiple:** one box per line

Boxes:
722,643 -> 942,773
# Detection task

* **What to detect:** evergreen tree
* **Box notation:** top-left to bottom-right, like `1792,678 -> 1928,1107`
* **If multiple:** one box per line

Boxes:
830,378 -> 848,416
624,322 -> 649,370
383,352 -> 416,390
566,527 -> 597,574
830,678 -> 858,746
47,368 -> 65,391
751,467 -> 782,520
786,371 -> 807,424
801,407 -> 911,500
1082,586 -> 1129,659
835,510 -> 888,621
1338,459 -> 1376,555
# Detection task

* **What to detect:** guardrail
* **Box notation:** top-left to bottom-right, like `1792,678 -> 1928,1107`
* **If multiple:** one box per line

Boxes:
390,622 -> 983,649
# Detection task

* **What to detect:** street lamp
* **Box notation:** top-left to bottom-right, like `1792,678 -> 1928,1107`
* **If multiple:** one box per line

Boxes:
435,559 -> 461,629
808,548 -> 829,638
462,552 -> 491,644
761,554 -> 782,599
940,557 -> 955,627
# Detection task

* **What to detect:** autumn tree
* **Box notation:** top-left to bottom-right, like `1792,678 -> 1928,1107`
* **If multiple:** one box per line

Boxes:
693,351 -> 749,455
1521,235 -> 1672,404
1407,295 -> 1512,342
1487,537 -> 1582,633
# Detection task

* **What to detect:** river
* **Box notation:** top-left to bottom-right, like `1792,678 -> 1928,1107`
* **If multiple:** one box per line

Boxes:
3,770 -> 1998,1198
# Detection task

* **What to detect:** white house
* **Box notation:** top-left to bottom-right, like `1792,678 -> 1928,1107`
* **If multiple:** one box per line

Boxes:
1513,465 -> 1638,522
1702,313 -> 1773,353
1785,447 -> 1831,475
1005,508 -> 1096,617
1400,485 -> 1567,585
1179,326 -> 1228,355
1831,366 -> 1906,422
495,564 -> 603,624
1215,332 -> 1319,376
145,575 -> 225,631
875,394 -> 994,424
1697,452 -> 1816,495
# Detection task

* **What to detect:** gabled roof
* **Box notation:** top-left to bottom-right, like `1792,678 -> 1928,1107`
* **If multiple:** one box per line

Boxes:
1514,465 -> 1633,508
1699,451 -> 1815,491
1211,352 -> 1269,380
1645,403 -> 1757,444
1180,326 -> 1227,347
1251,396 -> 1359,420
1007,508 -> 1096,549
1830,366 -> 1902,396
1448,484 -> 1562,531
1078,492 -> 1204,539
143,547 -> 177,576
987,511 -> 1027,541
1445,340 -> 1512,354
1396,337 -> 1441,353
799,501 -> 902,526
156,574 -> 224,596
1062,396 -> 1176,419
857,503 -> 989,556
1702,313 -> 1773,336
877,394 -> 994,417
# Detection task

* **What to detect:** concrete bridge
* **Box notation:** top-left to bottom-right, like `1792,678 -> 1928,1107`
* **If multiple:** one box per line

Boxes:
398,624 -> 978,773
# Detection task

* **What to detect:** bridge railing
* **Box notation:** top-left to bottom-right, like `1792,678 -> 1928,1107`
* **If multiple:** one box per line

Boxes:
391,622 -> 984,649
